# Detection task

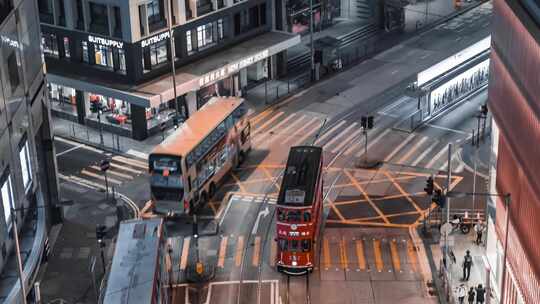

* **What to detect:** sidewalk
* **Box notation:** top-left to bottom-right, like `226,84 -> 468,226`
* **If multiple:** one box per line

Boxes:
422,226 -> 491,304
38,183 -> 129,304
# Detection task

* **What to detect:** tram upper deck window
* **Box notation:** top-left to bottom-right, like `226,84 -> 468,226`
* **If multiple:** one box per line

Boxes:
302,239 -> 311,252
278,208 -> 286,221
303,211 -> 311,222
287,210 -> 301,222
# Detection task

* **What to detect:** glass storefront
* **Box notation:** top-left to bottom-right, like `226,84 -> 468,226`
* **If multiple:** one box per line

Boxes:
48,83 -> 77,115
143,39 -> 169,72
87,93 -> 132,130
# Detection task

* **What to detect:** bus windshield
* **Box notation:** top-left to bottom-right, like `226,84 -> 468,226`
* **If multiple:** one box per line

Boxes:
149,155 -> 184,201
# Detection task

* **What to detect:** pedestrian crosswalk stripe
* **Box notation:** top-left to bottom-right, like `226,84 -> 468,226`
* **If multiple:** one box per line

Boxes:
322,123 -> 357,151
90,166 -> 133,180
339,237 -> 348,270
270,115 -> 307,144
252,236 -> 261,267
291,118 -> 321,146
315,120 -> 347,145
218,236 -> 228,268
112,155 -> 148,170
58,173 -> 104,190
331,127 -> 363,154
354,128 -> 391,157
407,240 -> 418,273
235,236 -> 244,267
287,116 -> 319,143
411,139 -> 439,166
373,239 -> 384,272
396,136 -> 428,165
390,240 -> 401,272
109,162 -> 144,174
426,145 -> 449,169
81,169 -> 123,185
270,239 -> 277,267
323,237 -> 331,268
180,237 -> 191,270
355,240 -> 366,270
252,112 -> 285,135
383,133 -> 416,162
255,113 -> 297,141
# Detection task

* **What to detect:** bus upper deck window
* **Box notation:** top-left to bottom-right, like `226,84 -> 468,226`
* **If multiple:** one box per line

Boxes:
303,211 -> 311,222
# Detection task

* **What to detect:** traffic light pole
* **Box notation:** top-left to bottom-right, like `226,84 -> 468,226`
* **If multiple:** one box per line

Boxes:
97,110 -> 104,146
363,128 -> 368,164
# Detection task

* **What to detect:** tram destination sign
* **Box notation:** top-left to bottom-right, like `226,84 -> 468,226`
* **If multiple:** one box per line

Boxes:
285,189 -> 306,204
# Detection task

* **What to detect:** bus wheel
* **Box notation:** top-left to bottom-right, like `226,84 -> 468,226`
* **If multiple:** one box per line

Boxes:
209,183 -> 216,198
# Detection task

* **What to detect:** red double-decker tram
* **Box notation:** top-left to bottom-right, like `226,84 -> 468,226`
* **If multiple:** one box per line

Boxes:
276,146 -> 324,275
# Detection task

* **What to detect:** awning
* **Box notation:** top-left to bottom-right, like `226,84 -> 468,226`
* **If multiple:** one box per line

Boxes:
47,31 -> 300,109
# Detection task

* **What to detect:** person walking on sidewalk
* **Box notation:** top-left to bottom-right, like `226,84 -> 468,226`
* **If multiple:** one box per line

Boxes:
468,286 -> 476,304
474,220 -> 485,245
475,284 -> 486,304
456,283 -> 466,304
462,250 -> 473,281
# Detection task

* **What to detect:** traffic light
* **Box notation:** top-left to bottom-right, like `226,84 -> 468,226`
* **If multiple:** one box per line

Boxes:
424,176 -> 434,195
96,224 -> 106,241
361,116 -> 367,129
361,115 -> 374,129
433,189 -> 445,208
367,116 -> 374,129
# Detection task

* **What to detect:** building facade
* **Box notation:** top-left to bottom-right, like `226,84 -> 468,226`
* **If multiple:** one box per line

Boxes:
39,0 -> 300,140
0,0 -> 60,302
486,0 -> 540,303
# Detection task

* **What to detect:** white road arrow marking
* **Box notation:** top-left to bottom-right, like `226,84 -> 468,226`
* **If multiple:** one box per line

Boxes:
251,206 -> 270,235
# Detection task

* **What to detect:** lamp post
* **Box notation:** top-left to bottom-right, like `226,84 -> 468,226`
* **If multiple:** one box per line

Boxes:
167,0 -> 180,127
309,0 -> 315,81
10,211 -> 27,304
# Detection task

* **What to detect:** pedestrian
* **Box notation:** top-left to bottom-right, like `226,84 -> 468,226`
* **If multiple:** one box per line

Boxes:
468,287 -> 476,304
457,283 -> 466,304
462,250 -> 473,281
476,284 -> 486,304
474,221 -> 485,245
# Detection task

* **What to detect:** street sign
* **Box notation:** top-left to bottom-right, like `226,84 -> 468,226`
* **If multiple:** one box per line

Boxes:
100,160 -> 110,171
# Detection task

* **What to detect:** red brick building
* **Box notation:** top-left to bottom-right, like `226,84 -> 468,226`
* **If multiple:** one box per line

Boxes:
487,0 -> 540,303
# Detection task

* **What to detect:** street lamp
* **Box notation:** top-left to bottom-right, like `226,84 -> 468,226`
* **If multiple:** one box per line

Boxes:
167,0 -> 180,128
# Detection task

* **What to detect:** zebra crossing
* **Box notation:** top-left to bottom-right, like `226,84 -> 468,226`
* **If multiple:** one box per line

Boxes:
59,154 -> 148,190
250,109 -> 464,170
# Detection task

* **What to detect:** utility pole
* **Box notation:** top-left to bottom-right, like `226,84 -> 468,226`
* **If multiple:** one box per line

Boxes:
167,0 -> 180,127
11,212 -> 27,304
444,143 -> 452,301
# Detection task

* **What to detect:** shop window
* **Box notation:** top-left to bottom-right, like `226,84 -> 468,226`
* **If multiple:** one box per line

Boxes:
117,49 -> 126,73
48,83 -> 77,115
19,139 -> 32,191
94,45 -> 114,69
63,37 -> 70,58
42,33 -> 59,58
81,41 -> 89,63
196,22 -> 214,49
143,40 -> 169,72
76,0 -> 84,30
186,30 -> 193,53
1,173 -> 14,229
89,2 -> 109,35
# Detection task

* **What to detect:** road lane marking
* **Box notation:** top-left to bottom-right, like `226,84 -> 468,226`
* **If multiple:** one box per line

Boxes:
383,171 -> 423,213
235,236 -> 244,267
126,149 -> 148,160
425,123 -> 469,135
250,109 -> 274,126
314,120 -> 347,145
391,69 -> 399,75
266,115 -> 309,145
56,144 -> 85,157
378,96 -> 410,115
180,237 -> 191,270
332,128 -> 363,154
384,133 -> 416,162
58,173 -> 103,190
373,239 -> 384,272
390,240 -> 401,272
344,170 -> 390,224
252,236 -> 261,267
411,139 -> 439,166
323,123 -> 357,151
396,136 -> 428,165
286,117 -> 319,144
80,169 -> 123,185
252,112 -> 285,135
407,240 -> 418,273
323,237 -> 331,269
218,236 -> 228,268
354,128 -> 391,157
112,155 -> 148,169
355,240 -> 366,270
89,166 -> 133,179
291,118 -> 322,146
109,162 -> 144,174
230,172 -> 247,193
425,145 -> 449,169
340,237 -> 348,270
254,113 -> 297,141
54,136 -> 104,154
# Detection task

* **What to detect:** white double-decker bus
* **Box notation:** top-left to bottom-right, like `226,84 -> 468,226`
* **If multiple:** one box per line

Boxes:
149,97 -> 251,215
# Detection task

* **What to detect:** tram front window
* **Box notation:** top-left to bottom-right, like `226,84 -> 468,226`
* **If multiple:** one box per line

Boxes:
290,240 -> 299,252
302,239 -> 311,252
278,238 -> 288,250
149,154 -> 184,201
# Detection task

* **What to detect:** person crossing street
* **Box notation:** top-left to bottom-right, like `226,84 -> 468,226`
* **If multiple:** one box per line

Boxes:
456,284 -> 466,304
468,286 -> 476,304
462,250 -> 473,281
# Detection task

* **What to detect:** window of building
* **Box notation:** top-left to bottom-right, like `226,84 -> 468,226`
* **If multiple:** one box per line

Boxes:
89,2 -> 109,35
117,49 -> 126,72
57,0 -> 66,26
186,30 -> 192,53
0,0 -> 14,25
7,52 -> 20,94
63,37 -> 70,58
76,0 -> 84,30
260,4 -> 266,25
81,41 -> 89,63
94,44 -> 114,69
249,6 -> 259,28
196,22 -> 214,49
147,0 -> 166,33
113,6 -> 122,38
218,19 -> 224,40
37,0 -> 54,24
42,33 -> 59,58
1,174 -> 14,229
143,40 -> 169,72
139,5 -> 146,36
19,140 -> 32,191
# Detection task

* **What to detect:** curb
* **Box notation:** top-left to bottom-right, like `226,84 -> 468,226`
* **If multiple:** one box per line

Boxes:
54,134 -> 134,158
409,225 -> 437,299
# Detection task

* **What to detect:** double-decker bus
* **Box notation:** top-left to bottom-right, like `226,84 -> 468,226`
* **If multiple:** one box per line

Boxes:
149,97 -> 251,216
103,218 -> 169,304
276,146 -> 324,275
